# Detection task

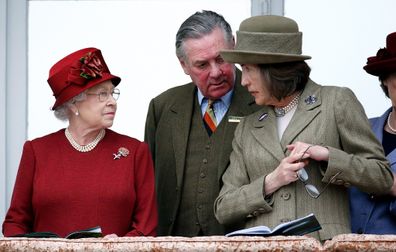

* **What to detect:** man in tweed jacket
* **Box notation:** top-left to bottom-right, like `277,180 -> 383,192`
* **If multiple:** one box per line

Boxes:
144,11 -> 260,236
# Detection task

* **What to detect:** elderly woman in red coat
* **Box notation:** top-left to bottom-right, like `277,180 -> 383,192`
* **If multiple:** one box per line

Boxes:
2,47 -> 157,237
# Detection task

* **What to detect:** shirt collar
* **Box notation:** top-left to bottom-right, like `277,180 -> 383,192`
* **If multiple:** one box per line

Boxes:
197,87 -> 234,107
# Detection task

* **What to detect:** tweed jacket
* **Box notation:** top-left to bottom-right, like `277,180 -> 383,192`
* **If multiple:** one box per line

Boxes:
144,69 -> 260,235
349,107 -> 396,234
214,79 -> 393,241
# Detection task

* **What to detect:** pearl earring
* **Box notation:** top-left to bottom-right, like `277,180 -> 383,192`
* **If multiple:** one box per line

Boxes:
75,111 -> 79,116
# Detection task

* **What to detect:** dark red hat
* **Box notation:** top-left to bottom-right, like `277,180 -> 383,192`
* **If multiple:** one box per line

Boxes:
47,47 -> 121,110
364,32 -> 396,77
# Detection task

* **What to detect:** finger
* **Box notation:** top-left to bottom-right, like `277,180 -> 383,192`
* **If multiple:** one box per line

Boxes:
299,151 -> 311,160
286,152 -> 307,163
286,144 -> 296,151
291,162 -> 305,172
291,170 -> 299,181
290,146 -> 309,156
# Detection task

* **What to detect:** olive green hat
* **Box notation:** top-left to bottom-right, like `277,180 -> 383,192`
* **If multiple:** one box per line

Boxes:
221,15 -> 311,64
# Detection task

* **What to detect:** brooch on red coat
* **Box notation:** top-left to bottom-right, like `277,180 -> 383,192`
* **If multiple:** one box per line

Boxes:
113,147 -> 129,160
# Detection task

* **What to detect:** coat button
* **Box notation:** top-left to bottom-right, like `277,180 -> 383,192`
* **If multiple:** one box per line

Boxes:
335,179 -> 344,185
200,172 -> 206,178
280,218 -> 291,223
203,158 -> 208,164
281,193 -> 291,200
252,210 -> 259,217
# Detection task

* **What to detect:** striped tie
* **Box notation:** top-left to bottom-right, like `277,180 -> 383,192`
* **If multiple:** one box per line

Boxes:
203,99 -> 217,136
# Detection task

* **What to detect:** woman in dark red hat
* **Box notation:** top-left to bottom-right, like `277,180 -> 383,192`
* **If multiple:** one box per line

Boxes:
349,32 -> 396,234
2,48 -> 157,237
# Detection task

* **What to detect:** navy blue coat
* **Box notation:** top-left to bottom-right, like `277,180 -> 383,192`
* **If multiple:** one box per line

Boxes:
349,108 -> 396,234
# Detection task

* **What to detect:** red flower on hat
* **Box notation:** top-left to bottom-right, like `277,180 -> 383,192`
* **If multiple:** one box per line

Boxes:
67,51 -> 104,86
80,52 -> 104,79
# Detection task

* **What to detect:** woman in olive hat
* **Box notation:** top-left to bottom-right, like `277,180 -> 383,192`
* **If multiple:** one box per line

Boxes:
3,48 -> 157,237
214,15 -> 393,241
349,32 -> 396,234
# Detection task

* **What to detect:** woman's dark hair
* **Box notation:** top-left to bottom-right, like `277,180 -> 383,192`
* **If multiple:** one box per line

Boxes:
259,61 -> 311,100
379,74 -> 390,98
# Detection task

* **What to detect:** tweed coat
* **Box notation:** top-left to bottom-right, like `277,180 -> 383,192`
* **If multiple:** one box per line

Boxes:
144,69 -> 260,235
214,79 -> 393,241
349,107 -> 396,234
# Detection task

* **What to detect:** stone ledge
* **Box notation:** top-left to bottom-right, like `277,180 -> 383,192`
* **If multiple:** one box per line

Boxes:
1,234 -> 396,251
0,236 -> 321,252
322,234 -> 396,251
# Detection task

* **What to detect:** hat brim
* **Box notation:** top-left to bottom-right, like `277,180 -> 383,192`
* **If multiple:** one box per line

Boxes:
51,72 -> 121,110
221,50 -> 311,64
363,58 -> 396,76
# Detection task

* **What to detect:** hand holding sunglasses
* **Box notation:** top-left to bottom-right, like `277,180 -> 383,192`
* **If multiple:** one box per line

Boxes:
294,145 -> 341,198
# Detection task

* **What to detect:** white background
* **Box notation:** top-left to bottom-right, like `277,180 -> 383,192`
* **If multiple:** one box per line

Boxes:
28,0 -> 251,141
285,0 -> 396,119
28,0 -> 396,142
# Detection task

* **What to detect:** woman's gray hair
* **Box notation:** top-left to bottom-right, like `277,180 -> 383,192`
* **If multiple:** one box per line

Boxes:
54,92 -> 86,121
175,10 -> 233,60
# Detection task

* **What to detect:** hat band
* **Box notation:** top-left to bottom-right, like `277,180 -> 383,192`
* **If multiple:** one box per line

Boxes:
235,31 -> 303,55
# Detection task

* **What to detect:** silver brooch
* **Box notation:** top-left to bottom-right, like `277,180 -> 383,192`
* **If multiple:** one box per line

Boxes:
113,147 -> 129,160
304,95 -> 317,105
258,113 -> 268,121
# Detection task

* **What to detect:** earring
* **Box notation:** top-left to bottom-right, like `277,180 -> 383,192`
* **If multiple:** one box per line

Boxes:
75,110 -> 79,116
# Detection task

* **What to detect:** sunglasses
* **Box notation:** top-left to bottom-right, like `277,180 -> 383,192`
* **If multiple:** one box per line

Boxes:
296,145 -> 342,198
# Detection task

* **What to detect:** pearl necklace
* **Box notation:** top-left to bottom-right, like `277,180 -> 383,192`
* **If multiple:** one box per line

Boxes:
65,128 -> 106,152
387,111 -> 396,133
274,92 -> 301,117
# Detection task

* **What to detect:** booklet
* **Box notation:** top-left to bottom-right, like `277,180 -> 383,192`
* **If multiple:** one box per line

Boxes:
225,213 -> 321,237
11,226 -> 102,239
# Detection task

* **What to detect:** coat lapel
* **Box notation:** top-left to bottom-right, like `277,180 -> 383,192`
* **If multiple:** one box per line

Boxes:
373,108 -> 396,171
280,80 -> 322,149
217,71 -> 259,180
251,108 -> 285,162
170,85 -> 196,187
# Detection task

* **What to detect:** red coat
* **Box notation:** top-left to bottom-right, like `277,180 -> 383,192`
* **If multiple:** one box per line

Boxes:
2,129 -> 157,237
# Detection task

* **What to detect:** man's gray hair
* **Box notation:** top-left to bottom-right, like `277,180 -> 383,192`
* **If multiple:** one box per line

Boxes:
54,92 -> 86,121
175,10 -> 233,60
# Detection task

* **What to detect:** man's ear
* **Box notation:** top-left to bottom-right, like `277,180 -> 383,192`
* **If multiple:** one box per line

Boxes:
178,57 -> 190,75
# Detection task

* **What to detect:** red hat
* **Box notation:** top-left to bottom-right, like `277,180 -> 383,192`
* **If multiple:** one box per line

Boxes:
47,47 -> 121,110
364,32 -> 396,77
